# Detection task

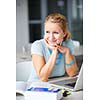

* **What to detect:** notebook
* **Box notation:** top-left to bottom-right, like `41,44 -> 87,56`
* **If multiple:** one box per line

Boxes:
16,81 -> 63,100
49,64 -> 83,92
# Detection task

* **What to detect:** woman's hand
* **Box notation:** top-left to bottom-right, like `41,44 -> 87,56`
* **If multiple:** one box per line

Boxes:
44,38 -> 58,50
44,38 -> 71,56
57,45 -> 70,55
44,38 -> 58,55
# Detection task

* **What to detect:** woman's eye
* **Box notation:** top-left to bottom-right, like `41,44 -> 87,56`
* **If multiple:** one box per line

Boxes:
54,32 -> 59,34
45,31 -> 50,34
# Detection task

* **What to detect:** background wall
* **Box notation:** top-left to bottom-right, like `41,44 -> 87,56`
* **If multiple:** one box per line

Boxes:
16,0 -> 29,53
16,0 -> 83,54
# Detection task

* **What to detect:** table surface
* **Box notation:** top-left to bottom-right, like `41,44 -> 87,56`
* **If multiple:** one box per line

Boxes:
16,90 -> 83,100
16,45 -> 83,100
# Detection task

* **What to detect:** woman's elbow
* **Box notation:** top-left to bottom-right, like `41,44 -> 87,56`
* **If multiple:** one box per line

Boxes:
68,70 -> 78,77
39,77 -> 48,82
38,74 -> 48,82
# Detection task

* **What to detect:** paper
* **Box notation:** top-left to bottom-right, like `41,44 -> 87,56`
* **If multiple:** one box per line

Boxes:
16,81 -> 63,100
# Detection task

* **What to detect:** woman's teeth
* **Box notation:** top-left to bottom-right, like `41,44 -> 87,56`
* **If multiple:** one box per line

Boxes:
50,44 -> 55,47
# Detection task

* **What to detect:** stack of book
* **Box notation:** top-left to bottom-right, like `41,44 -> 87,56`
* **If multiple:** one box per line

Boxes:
16,81 -> 63,100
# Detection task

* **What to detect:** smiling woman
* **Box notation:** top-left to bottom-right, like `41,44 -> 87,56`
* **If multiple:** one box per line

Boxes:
44,13 -> 71,49
28,13 -> 78,82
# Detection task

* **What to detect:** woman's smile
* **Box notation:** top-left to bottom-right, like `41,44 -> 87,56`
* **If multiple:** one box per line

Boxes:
47,39 -> 56,46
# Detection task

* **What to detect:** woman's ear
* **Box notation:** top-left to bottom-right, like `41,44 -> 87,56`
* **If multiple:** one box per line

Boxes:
63,32 -> 68,41
63,32 -> 67,38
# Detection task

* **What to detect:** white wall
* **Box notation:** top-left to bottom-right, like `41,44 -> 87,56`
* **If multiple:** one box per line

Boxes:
16,0 -> 29,53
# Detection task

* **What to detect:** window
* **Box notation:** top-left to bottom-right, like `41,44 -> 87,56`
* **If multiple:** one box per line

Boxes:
28,0 -> 42,43
28,0 -> 83,45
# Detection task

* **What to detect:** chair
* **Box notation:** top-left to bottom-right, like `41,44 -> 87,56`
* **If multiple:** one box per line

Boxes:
16,61 -> 33,81
73,40 -> 80,50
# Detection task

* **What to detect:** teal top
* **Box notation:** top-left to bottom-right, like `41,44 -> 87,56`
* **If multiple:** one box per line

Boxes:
28,39 -> 75,82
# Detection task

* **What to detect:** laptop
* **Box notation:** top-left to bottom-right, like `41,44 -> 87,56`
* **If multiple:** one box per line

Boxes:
49,64 -> 83,92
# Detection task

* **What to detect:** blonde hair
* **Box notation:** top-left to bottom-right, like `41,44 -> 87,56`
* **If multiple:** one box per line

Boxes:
44,13 -> 71,41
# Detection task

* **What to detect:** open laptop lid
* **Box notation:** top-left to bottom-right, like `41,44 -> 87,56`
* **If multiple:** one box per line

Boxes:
49,64 -> 83,91
73,64 -> 83,91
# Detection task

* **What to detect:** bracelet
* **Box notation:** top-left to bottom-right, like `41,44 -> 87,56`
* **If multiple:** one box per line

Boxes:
66,59 -> 74,67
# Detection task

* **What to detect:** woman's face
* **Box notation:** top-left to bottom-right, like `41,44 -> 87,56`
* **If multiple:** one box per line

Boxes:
44,21 -> 65,46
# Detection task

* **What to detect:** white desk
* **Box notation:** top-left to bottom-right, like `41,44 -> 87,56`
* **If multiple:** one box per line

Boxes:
63,91 -> 83,100
16,90 -> 83,100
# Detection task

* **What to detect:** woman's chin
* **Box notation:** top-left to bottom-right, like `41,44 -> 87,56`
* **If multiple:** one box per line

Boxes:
48,42 -> 55,46
49,44 -> 55,47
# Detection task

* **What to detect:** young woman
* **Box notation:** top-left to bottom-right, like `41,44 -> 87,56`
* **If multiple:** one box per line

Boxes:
28,13 -> 78,82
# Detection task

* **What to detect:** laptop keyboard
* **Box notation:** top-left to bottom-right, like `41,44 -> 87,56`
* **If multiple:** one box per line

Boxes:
64,82 -> 76,87
51,78 -> 77,86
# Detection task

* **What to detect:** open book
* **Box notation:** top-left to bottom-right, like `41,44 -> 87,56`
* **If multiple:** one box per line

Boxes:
16,81 -> 63,100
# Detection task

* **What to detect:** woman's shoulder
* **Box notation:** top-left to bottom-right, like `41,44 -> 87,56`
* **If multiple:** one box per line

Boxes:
32,39 -> 44,46
63,38 -> 73,45
31,39 -> 46,51
31,39 -> 45,55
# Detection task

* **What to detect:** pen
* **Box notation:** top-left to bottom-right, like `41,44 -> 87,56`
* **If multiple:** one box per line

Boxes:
50,85 -> 71,97
60,88 -> 71,97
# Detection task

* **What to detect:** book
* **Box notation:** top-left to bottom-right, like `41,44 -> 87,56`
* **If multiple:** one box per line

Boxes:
16,81 -> 63,100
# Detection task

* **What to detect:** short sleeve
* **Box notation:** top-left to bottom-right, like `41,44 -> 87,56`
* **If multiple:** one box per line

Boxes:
63,39 -> 75,55
31,40 -> 43,56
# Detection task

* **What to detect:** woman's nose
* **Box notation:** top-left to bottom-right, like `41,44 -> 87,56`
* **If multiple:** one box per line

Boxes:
50,33 -> 55,39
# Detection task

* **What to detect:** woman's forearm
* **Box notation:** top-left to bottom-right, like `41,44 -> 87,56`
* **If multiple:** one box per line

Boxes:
39,50 -> 58,81
65,53 -> 78,77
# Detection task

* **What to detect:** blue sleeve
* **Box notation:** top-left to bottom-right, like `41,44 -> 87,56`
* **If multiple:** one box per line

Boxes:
31,40 -> 43,56
64,39 -> 75,55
